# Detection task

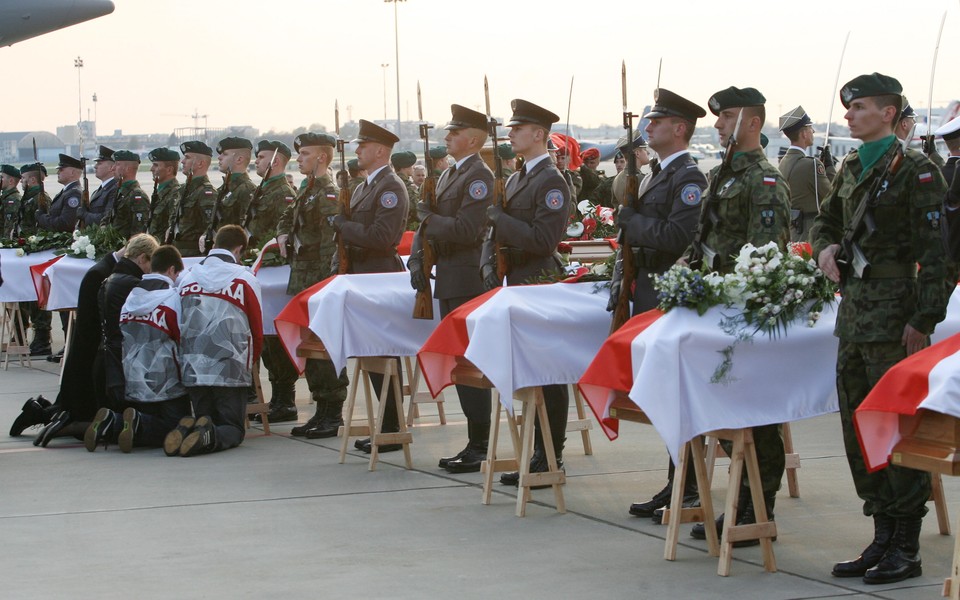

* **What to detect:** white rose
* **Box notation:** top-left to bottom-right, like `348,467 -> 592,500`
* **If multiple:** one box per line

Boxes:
86,245 -> 96,260
16,248 -> 25,257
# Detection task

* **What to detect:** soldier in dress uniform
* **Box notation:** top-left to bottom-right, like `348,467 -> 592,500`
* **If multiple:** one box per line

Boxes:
36,153 -> 83,232
331,120 -> 409,453
938,115 -> 960,260
214,137 -> 256,228
78,146 -> 118,228
391,150 -> 420,230
146,147 -> 181,240
167,141 -> 217,257
408,104 -> 494,473
680,86 -> 791,546
895,99 -> 945,169
813,73 -> 951,584
498,142 -> 516,177
347,158 -> 366,193
103,150 -> 150,237
778,106 -> 835,242
612,89 -> 708,521
611,135 -> 651,206
1,164 -> 22,237
429,145 -> 449,176
244,140 -> 295,247
480,99 -> 570,485
274,133 -> 349,433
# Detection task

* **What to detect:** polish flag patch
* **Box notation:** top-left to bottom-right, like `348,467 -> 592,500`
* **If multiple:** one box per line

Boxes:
919,172 -> 933,184
762,176 -> 777,186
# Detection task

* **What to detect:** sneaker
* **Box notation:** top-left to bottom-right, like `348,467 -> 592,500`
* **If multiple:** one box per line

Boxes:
84,408 -> 117,452
164,416 -> 196,457
118,408 -> 141,454
180,417 -> 217,457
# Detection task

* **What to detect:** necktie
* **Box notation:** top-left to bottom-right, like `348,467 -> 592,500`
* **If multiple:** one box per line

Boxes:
651,163 -> 662,177
518,165 -> 527,180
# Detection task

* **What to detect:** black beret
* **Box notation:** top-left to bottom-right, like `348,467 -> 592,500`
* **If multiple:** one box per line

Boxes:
180,141 -> 213,156
1,164 -> 21,178
256,140 -> 292,158
148,147 -> 180,162
58,154 -> 83,169
20,162 -> 47,177
216,137 -> 253,153
644,88 -> 706,122
112,150 -> 140,163
778,106 -> 813,134
95,145 -> 115,162
391,151 -> 417,169
444,104 -> 488,130
840,72 -> 902,109
351,119 -> 400,147
506,98 -> 560,130
708,86 -> 766,116
497,142 -> 516,159
293,132 -> 336,152
428,145 -> 448,159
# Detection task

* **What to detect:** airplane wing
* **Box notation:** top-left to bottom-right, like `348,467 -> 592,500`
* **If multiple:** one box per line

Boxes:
0,0 -> 115,47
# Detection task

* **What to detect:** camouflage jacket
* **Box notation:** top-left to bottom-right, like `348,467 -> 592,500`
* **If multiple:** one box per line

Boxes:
277,173 -> 339,295
148,178 -> 180,240
217,171 -> 256,226
1,187 -> 22,237
104,179 -> 150,237
11,186 -> 44,236
682,148 -> 791,273
811,142 -> 950,341
244,174 -> 295,245
169,175 -> 217,257
404,177 -> 421,230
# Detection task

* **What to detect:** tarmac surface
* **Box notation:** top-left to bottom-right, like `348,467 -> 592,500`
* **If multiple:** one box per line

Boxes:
3,328 -> 959,599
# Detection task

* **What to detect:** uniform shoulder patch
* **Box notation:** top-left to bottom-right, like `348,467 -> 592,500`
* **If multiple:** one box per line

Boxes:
680,184 -> 702,206
919,172 -> 934,184
816,161 -> 826,176
380,191 -> 399,209
468,180 -> 489,200
544,188 -> 565,211
760,208 -> 776,228
67,196 -> 80,208
927,209 -> 942,230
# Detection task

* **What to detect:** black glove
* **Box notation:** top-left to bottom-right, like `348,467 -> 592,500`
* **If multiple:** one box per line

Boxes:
76,205 -> 88,218
606,280 -> 621,312
416,200 -> 434,222
330,214 -> 346,231
408,257 -> 428,292
481,263 -> 500,291
818,145 -> 833,168
922,136 -> 935,156
616,206 -> 636,229
486,205 -> 504,226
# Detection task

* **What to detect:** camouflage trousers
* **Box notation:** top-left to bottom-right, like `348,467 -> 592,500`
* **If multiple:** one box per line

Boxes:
260,336 -> 348,404
719,423 -> 784,494
837,339 -> 930,519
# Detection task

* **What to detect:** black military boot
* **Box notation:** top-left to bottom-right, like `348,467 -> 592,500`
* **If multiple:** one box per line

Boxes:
445,422 -> 490,474
9,396 -> 54,436
29,329 -> 51,356
862,517 -> 923,584
691,485 -> 751,541
651,468 -> 700,524
306,397 -> 344,439
292,391 -> 325,437
730,490 -> 777,548
263,386 -> 298,423
832,514 -> 897,578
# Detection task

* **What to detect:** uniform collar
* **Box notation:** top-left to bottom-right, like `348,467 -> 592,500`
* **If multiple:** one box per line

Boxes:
657,149 -> 689,170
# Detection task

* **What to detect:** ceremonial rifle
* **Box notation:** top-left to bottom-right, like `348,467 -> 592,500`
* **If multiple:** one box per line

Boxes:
146,174 -> 159,231
32,138 -> 48,213
412,82 -> 437,319
204,167 -> 231,254
243,147 -> 279,246
483,75 -> 508,282
689,108 -> 743,271
167,168 -> 193,244
923,12 -> 947,159
334,100 -> 352,274
609,61 -> 639,333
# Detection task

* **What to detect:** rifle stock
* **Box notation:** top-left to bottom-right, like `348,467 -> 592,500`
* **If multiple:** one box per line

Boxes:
167,169 -> 193,244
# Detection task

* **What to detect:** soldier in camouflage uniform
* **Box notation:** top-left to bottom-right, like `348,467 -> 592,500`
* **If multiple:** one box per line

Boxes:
103,150 -> 150,237
778,106 -> 835,242
167,141 -> 217,257
812,73 -> 951,585
146,147 -> 181,240
498,142 -> 516,178
392,150 -> 420,230
274,132 -> 348,433
16,163 -> 48,237
429,145 -> 449,176
681,87 -> 791,546
897,100 -> 945,168
244,140 -> 295,247
346,158 -> 365,193
1,164 -> 22,237
214,137 -> 256,228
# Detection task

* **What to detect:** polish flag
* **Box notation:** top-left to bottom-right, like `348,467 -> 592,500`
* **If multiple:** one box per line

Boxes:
29,255 -> 64,309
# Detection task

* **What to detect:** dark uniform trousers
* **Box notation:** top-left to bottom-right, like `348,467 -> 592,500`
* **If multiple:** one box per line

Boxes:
440,296 -> 491,425
189,386 -> 248,451
260,336 -> 348,405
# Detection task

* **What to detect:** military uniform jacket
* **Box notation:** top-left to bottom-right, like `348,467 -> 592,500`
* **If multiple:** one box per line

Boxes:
578,165 -> 602,200
104,179 -> 150,237
412,153 -> 493,299
624,153 -> 706,312
277,174 -> 339,295
169,175 -> 217,257
483,156 -> 569,285
811,144 -> 950,342
120,275 -> 186,403
79,178 -> 118,228
778,148 -> 834,240
11,187 -> 45,237
337,166 -> 408,274
404,177 -> 421,230
148,178 -> 180,240
682,148 -> 791,273
348,176 -> 365,194
941,156 -> 960,261
1,188 -> 22,237
218,171 -> 256,226
245,174 -> 295,244
36,181 -> 81,232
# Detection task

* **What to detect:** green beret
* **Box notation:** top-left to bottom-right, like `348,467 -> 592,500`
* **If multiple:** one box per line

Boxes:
497,143 -> 516,159
112,150 -> 140,163
708,86 -> 766,116
256,140 -> 292,158
391,151 -> 417,169
20,162 -> 47,177
347,158 -> 360,170
294,132 -> 337,152
148,147 -> 180,162
840,72 -> 902,109
428,145 -> 448,159
180,141 -> 213,156
760,133 -> 769,149
1,164 -> 21,179
58,153 -> 83,169
216,137 -> 253,153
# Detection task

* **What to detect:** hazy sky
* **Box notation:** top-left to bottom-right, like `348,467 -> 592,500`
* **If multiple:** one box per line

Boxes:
4,0 -> 959,137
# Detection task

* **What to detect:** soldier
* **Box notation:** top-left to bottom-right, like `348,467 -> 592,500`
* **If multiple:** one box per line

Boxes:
77,145 -> 118,228
612,89 -> 708,521
480,99 -> 570,486
587,149 -> 624,208
681,86 -> 791,546
274,132 -> 348,433
578,146 -> 602,200
610,136 -> 650,206
812,73 -> 951,584
408,104 -> 494,473
346,158 -> 366,193
939,115 -> 960,259
429,145 -> 449,176
103,150 -> 150,237
146,147 -> 181,240
245,140 -> 295,247
778,106 -> 835,241
214,137 -> 256,228
391,150 -> 420,230
412,164 -> 427,188
554,142 -> 582,200
36,153 -> 83,232
498,142 -> 517,177
331,119 -> 408,453
167,141 -> 217,258
0,164 -> 22,237
16,163 -> 49,355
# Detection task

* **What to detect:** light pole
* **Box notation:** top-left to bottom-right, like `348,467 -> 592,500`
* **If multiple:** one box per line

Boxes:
381,63 -> 389,121
92,93 -> 98,141
384,0 -> 405,137
74,56 -> 84,154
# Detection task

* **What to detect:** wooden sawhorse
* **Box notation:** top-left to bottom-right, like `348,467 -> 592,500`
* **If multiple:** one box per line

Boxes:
245,358 -> 270,435
404,356 -> 446,427
1,302 -> 31,369
704,422 -> 802,498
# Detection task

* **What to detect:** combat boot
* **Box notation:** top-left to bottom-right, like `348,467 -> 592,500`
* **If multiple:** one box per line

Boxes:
692,486 -> 751,541
305,396 -> 344,439
863,517 -> 923,584
263,386 -> 298,423
29,329 -> 51,356
832,514 -> 897,577
445,422 -> 490,474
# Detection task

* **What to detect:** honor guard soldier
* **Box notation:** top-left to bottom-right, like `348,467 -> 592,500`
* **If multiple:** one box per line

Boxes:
614,88 -> 707,521
429,145 -> 449,176
610,135 -> 651,207
274,132 -> 349,432
1,164 -> 22,237
331,119 -> 409,453
578,146 -> 602,200
103,150 -> 150,237
346,158 -> 365,193
498,142 -> 517,177
897,99 -> 945,168
778,106 -> 835,241
16,163 -> 49,355
78,145 -> 118,228
245,140 -> 295,247
167,141 -> 216,258
37,154 -> 83,232
681,86 -> 791,545
412,164 -> 427,188
215,137 -> 256,227
812,73 -> 951,584
409,104 -> 494,473
392,150 -> 420,230
146,147 -> 181,240
937,115 -> 960,259
480,99 -> 571,485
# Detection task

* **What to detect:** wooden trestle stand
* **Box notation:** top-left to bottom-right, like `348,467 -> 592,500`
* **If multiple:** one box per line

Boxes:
1,302 -> 32,369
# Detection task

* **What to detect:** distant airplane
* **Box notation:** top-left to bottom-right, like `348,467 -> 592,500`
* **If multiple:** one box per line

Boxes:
0,0 -> 114,47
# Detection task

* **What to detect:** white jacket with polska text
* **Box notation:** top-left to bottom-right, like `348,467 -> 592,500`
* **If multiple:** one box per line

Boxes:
120,273 -> 185,402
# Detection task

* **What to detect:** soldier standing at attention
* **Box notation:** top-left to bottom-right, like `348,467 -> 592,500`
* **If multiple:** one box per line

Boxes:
331,120 -> 408,453
1,164 -> 22,237
16,163 -> 48,355
103,150 -> 150,237
615,89 -> 707,521
812,73 -> 951,584
215,137 -> 256,228
274,133 -> 348,433
498,142 -> 517,177
168,141 -> 217,258
78,146 -> 118,228
681,87 -> 791,546
937,115 -> 960,259
429,145 -> 449,176
578,147 -> 602,200
36,154 -> 83,233
480,99 -> 570,485
146,147 -> 181,241
346,158 -> 366,193
391,150 -> 420,229
778,106 -> 835,242
409,104 -> 494,473
245,140 -> 295,247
